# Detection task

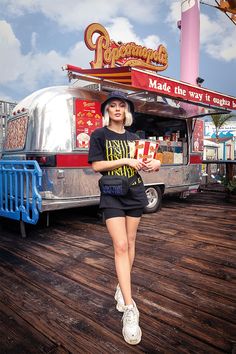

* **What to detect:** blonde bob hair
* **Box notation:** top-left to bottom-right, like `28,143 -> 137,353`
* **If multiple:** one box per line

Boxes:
103,100 -> 133,127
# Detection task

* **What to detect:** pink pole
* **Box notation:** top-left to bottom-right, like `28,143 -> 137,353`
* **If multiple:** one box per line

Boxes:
180,0 -> 200,85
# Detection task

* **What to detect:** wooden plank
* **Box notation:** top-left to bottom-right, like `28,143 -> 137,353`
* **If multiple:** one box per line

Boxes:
134,253 -> 236,301
136,232 -> 236,269
1,230 -> 235,307
0,214 -> 235,314
0,190 -> 235,353
81,253 -> 236,323
0,303 -> 58,354
0,267 -> 141,354
1,246 -> 235,352
176,255 -> 236,282
3,220 -> 235,290
139,218 -> 236,248
0,255 -> 226,353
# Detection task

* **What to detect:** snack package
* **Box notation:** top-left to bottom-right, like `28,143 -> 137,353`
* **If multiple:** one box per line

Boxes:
162,151 -> 174,164
135,140 -> 159,162
155,152 -> 163,164
174,153 -> 183,164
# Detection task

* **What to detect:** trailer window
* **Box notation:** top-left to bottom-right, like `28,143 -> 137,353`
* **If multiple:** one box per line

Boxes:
4,115 -> 28,151
129,114 -> 188,165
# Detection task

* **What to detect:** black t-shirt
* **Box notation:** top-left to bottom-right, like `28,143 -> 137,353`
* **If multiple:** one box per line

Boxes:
88,127 -> 148,210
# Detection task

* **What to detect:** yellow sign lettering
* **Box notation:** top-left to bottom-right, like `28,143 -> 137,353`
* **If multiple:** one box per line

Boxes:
84,23 -> 168,72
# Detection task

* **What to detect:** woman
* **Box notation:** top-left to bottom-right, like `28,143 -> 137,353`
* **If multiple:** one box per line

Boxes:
88,91 -> 160,345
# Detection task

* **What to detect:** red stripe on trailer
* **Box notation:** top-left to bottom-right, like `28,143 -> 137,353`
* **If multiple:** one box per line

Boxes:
56,154 -> 90,167
190,154 -> 202,164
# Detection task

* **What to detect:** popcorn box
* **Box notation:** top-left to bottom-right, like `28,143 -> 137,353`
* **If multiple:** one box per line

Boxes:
135,139 -> 159,162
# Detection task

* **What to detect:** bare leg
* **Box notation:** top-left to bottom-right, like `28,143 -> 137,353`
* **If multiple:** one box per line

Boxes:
106,217 -> 133,306
126,216 -> 141,269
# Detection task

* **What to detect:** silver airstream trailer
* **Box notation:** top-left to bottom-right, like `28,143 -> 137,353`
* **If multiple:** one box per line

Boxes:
0,67 -> 229,226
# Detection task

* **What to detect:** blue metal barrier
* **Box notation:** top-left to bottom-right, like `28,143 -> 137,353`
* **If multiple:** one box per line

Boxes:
0,160 -> 42,224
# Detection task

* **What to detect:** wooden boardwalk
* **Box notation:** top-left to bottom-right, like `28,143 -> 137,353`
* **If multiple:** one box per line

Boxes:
0,191 -> 236,354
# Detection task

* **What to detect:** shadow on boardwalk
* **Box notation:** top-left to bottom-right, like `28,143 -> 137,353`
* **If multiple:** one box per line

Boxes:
0,191 -> 236,353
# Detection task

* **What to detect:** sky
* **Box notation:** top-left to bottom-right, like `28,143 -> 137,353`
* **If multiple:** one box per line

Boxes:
0,0 -> 235,104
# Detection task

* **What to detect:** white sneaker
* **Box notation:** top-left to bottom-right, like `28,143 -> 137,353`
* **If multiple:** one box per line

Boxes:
114,285 -> 125,312
122,302 -> 142,345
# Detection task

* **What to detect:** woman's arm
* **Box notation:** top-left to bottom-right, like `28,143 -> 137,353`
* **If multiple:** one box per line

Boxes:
92,158 -> 146,172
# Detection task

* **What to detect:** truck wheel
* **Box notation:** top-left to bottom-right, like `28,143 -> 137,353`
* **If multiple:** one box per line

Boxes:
144,186 -> 162,213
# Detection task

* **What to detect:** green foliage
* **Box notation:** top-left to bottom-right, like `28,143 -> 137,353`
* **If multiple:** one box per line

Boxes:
210,113 -> 236,142
211,113 -> 234,130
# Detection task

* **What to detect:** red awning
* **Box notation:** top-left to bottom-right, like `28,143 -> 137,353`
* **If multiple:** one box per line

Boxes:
63,65 -> 133,84
63,65 -> 236,117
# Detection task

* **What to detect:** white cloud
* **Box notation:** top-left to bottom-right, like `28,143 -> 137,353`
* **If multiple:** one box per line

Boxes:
106,17 -> 140,43
201,12 -> 236,61
0,21 -> 27,83
144,35 -> 166,50
107,17 -> 165,49
31,32 -> 38,52
166,0 -> 181,29
66,41 -> 93,70
0,20 -> 93,96
0,91 -> 16,102
1,0 -> 164,30
0,15 -> 166,99
1,0 -> 234,102
206,35 -> 236,62
0,0 -> 38,16
200,13 -> 223,45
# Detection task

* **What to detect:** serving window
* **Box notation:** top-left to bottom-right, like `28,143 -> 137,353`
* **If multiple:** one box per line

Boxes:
129,114 -> 188,165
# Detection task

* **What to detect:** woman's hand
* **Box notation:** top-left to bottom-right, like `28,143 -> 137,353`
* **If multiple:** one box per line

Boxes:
126,158 -> 147,171
142,159 -> 161,172
92,158 -> 160,173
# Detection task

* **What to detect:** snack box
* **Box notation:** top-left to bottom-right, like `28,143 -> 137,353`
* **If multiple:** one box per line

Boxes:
135,139 -> 159,162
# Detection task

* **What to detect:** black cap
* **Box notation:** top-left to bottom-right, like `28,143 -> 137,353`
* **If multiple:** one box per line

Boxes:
101,91 -> 134,115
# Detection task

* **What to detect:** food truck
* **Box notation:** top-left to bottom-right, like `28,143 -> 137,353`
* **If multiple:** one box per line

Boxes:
0,23 -> 235,228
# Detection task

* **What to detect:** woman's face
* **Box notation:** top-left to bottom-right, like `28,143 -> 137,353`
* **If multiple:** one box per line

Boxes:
107,99 -> 126,124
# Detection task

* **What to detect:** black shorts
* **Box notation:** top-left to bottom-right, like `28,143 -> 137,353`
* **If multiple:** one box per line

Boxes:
103,208 -> 144,221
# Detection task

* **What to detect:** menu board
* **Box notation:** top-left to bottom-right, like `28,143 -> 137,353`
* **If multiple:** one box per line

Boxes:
75,99 -> 102,148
